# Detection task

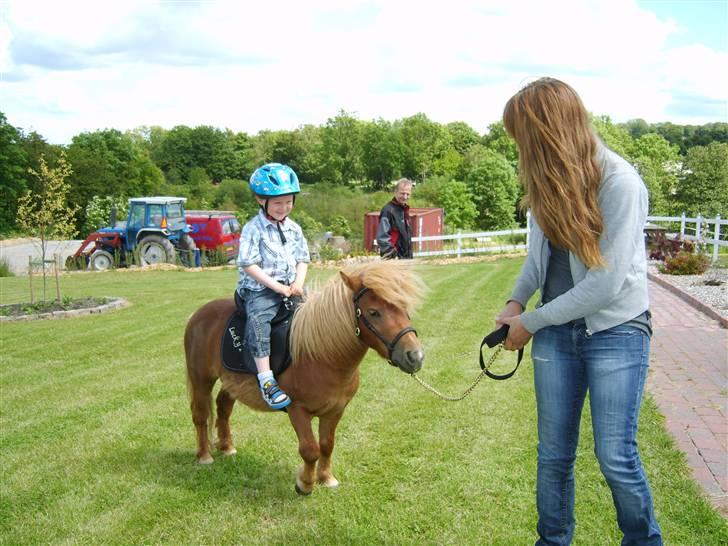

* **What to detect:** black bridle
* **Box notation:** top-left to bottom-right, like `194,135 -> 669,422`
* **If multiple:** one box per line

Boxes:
353,287 -> 417,365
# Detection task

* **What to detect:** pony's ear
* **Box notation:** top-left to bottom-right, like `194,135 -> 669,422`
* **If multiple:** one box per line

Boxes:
339,271 -> 363,292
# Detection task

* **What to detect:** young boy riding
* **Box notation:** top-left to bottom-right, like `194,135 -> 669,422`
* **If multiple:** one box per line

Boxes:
235,163 -> 310,409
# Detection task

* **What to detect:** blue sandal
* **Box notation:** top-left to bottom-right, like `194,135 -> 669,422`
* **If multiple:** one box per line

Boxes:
260,379 -> 291,410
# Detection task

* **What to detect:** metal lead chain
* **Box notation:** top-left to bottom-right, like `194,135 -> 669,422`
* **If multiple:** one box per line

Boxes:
410,346 -> 503,402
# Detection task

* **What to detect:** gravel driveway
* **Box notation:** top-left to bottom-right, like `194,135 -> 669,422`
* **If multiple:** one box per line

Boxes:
0,239 -> 84,275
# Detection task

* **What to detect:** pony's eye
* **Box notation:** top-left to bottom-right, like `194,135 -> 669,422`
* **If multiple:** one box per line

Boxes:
367,309 -> 381,318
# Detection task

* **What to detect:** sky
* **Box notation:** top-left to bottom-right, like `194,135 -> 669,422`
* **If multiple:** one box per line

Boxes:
1,0 -> 726,145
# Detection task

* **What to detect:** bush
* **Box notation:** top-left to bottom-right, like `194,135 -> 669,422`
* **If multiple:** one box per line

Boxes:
294,210 -> 324,242
327,215 -> 352,238
0,257 -> 13,277
317,243 -> 341,261
648,232 -> 694,261
85,196 -> 128,232
200,247 -> 229,267
659,250 -> 710,275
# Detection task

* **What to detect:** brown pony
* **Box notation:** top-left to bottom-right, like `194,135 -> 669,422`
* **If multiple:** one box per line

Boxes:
184,261 -> 426,495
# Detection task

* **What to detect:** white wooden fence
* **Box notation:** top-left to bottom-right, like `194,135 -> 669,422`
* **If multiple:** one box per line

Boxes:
412,211 -> 531,258
411,212 -> 727,261
645,214 -> 726,262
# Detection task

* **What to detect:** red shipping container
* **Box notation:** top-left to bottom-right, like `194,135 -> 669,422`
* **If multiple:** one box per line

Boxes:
363,208 -> 443,253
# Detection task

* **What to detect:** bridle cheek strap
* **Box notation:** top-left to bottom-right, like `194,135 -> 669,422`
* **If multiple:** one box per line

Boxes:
353,287 -> 417,365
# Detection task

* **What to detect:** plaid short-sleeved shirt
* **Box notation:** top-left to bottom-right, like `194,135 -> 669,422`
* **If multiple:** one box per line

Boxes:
236,209 -> 310,292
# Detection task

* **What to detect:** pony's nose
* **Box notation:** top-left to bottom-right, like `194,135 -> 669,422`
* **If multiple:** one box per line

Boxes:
405,348 -> 425,372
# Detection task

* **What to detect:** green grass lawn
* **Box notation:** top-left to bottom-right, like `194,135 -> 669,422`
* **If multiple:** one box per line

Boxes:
1,259 -> 726,545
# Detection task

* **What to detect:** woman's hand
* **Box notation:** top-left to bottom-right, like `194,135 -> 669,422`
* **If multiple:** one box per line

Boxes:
495,300 -> 524,327
498,315 -> 532,351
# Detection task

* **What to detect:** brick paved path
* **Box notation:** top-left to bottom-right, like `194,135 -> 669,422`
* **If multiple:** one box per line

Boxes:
647,280 -> 727,516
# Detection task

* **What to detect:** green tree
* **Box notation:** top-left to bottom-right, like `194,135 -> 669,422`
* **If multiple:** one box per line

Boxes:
211,178 -> 251,211
445,121 -> 480,155
653,122 -> 685,152
21,131 -> 62,191
396,113 -> 452,182
253,126 -> 322,185
417,175 -> 477,230
186,167 -> 213,209
591,115 -> 634,158
675,142 -> 728,217
230,131 -> 257,178
464,148 -> 519,230
0,113 -> 28,233
153,125 -> 237,183
16,154 -> 79,299
361,119 -> 402,189
319,111 -> 366,185
629,133 -> 681,215
66,129 -> 164,230
482,121 -> 519,169
624,119 -> 651,139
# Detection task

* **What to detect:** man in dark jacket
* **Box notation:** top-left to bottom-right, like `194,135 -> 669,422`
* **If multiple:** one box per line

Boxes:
376,178 -> 413,259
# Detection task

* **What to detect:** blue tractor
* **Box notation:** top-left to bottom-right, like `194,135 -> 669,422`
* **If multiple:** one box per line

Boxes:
70,197 -> 199,270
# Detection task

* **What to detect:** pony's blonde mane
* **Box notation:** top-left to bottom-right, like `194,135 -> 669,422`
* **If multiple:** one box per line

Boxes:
290,261 -> 425,364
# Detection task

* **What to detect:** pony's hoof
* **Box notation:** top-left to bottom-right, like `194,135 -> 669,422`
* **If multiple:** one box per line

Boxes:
197,454 -> 214,465
220,447 -> 237,456
318,477 -> 340,488
296,478 -> 313,497
295,482 -> 312,496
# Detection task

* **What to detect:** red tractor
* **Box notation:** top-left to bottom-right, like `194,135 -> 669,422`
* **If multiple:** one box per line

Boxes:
68,197 -> 199,270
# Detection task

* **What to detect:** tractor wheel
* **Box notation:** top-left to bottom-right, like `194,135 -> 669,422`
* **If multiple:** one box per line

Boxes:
88,250 -> 115,271
138,235 -> 176,266
178,234 -> 198,267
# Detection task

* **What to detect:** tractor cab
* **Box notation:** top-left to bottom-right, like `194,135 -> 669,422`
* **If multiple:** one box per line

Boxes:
124,197 -> 189,251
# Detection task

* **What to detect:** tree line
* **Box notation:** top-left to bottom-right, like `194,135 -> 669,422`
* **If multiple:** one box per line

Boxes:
1,110 -> 726,246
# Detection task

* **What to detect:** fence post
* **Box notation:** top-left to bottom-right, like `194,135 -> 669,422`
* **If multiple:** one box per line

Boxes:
713,214 -> 721,263
54,253 -> 61,301
526,210 -> 531,252
680,212 -> 686,238
696,214 -> 703,247
418,216 -> 424,253
28,256 -> 34,304
457,231 -> 462,258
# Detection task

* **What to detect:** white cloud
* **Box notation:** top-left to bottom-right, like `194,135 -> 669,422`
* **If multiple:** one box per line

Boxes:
1,0 -> 725,144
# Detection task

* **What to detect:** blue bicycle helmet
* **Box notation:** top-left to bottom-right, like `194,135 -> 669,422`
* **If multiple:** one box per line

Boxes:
249,163 -> 300,197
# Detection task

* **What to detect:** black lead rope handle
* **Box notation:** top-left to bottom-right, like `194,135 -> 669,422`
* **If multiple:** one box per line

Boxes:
479,324 -> 524,380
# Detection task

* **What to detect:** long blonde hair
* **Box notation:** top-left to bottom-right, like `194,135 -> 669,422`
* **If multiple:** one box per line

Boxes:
503,78 -> 605,267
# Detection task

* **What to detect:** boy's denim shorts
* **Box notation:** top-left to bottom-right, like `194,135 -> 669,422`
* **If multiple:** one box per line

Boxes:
240,287 -> 283,358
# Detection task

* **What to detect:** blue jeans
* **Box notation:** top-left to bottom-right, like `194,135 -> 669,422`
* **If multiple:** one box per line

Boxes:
531,323 -> 662,546
241,288 -> 283,358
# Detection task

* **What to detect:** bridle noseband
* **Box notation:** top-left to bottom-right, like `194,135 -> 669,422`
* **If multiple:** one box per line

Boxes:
353,287 -> 417,366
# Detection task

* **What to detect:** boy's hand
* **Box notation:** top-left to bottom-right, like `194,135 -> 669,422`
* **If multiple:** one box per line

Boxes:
277,283 -> 292,298
290,282 -> 305,297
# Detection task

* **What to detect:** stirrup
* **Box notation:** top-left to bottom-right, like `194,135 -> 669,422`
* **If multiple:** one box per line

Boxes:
260,379 -> 291,410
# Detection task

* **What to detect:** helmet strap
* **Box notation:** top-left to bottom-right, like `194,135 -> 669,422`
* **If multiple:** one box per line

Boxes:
259,200 -> 288,244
